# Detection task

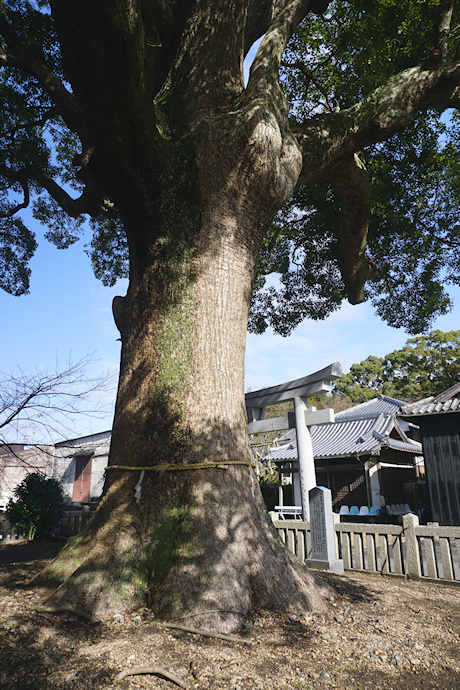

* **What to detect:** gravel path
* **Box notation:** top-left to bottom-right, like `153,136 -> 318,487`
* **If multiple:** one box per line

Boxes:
1,540 -> 460,689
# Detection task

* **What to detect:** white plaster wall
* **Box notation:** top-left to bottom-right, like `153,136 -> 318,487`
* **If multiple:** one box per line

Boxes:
369,463 -> 382,508
52,430 -> 111,502
53,454 -> 75,501
90,455 -> 107,499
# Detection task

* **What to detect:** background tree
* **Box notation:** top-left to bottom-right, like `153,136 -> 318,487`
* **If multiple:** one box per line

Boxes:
2,1 -> 460,631
334,330 -> 460,403
6,472 -> 65,540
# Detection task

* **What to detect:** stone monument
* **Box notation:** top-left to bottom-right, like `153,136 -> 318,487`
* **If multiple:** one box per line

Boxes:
305,486 -> 344,573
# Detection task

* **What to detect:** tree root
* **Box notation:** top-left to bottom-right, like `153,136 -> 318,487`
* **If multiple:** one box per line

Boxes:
159,622 -> 251,643
115,665 -> 189,688
36,605 -> 98,623
169,608 -> 245,622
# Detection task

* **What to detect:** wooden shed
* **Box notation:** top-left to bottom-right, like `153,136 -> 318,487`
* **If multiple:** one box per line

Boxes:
400,383 -> 460,526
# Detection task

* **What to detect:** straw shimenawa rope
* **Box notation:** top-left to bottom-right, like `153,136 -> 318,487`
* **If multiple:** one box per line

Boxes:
105,460 -> 257,473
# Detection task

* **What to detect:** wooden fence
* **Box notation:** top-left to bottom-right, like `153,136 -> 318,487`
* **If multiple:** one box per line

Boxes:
3,507 -> 460,585
0,510 -> 93,543
271,512 -> 460,584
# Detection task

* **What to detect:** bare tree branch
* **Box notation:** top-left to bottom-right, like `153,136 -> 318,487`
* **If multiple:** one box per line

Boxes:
0,106 -> 60,140
0,175 -> 30,219
0,440 -> 51,469
281,58 -> 336,111
0,355 -> 115,444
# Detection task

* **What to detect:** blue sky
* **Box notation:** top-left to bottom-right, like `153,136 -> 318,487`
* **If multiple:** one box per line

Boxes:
246,286 -> 460,391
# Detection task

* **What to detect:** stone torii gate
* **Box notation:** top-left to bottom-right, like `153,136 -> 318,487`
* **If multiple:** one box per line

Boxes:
245,363 -> 342,521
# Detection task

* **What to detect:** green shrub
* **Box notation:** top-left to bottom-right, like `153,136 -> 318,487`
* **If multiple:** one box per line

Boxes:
6,473 -> 65,540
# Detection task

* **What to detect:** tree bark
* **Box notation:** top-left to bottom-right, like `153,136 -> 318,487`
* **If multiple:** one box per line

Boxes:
32,1 -> 337,632
39,118 -> 331,629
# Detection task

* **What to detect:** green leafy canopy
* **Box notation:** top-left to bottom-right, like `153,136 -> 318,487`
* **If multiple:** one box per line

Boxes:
2,0 -> 460,336
0,0 -> 128,294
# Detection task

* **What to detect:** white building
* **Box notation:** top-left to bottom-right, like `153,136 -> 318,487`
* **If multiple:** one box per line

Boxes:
53,430 -> 111,503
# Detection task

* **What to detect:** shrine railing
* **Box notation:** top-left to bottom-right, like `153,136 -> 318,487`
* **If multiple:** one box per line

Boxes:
270,512 -> 460,584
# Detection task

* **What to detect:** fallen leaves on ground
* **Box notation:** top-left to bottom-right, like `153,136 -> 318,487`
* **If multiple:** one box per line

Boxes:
1,540 -> 460,689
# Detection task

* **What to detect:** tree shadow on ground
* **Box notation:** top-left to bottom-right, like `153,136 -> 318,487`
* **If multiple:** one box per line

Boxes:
0,607 -> 115,689
0,539 -> 65,588
277,616 -> 315,646
314,570 -> 377,603
0,539 -> 64,565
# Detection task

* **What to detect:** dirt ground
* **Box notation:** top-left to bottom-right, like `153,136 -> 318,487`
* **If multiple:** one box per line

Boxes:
1,540 -> 460,690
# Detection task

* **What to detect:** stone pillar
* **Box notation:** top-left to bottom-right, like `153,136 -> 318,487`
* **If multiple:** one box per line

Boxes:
294,397 -> 316,522
403,512 -> 422,580
305,486 -> 344,572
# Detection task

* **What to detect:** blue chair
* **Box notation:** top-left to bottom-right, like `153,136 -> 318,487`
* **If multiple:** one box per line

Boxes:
349,506 -> 359,516
369,506 -> 380,517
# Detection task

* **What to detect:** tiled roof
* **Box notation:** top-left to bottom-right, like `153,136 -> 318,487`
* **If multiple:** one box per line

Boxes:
400,382 -> 460,417
266,395 -> 422,461
333,395 -> 407,421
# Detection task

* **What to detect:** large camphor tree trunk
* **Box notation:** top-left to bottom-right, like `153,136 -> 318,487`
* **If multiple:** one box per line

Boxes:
5,0 -> 458,632
31,0 -> 460,630
43,167 -> 330,631
38,1 -> 334,629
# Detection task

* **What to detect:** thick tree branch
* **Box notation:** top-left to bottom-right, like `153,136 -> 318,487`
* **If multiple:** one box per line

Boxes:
28,169 -> 103,218
324,155 -> 371,304
436,0 -> 454,59
294,59 -> 460,185
0,163 -> 103,219
0,22 -> 92,151
245,0 -> 331,53
246,0 -> 314,101
49,1 -> 150,130
291,56 -> 460,306
49,0 -> 164,206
